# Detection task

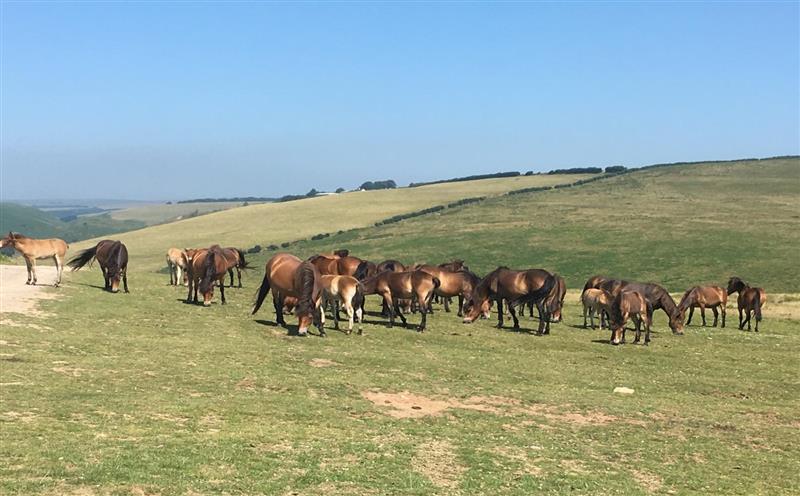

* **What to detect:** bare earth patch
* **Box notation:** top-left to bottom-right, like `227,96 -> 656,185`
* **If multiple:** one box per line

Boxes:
0,265 -> 60,316
309,358 -> 338,368
412,439 -> 466,491
362,390 -> 635,427
631,469 -> 664,493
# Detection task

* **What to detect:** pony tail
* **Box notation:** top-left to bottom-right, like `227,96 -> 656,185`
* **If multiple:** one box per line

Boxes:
295,262 -> 316,318
432,277 -> 441,290
754,291 -> 763,322
354,260 -> 370,281
251,271 -> 271,315
353,282 -> 365,313
236,249 -> 249,269
67,245 -> 99,271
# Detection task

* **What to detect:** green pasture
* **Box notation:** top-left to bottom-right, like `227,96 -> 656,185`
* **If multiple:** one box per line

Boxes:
2,158 -> 798,494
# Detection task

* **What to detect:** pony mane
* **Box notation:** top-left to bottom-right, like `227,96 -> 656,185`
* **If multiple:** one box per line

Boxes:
295,262 -> 317,318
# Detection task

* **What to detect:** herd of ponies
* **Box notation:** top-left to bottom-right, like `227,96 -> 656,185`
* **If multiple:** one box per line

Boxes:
1,232 -> 768,344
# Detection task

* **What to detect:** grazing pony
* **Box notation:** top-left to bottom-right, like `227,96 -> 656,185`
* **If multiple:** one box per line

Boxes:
582,288 -> 613,329
432,270 -> 482,316
252,253 -> 324,336
726,277 -> 766,332
463,267 -> 556,335
410,262 -> 470,313
1,232 -> 68,286
318,275 -> 365,334
187,245 -> 236,306
609,290 -> 652,345
598,279 -> 684,334
166,248 -> 188,286
538,274 -> 566,322
677,286 -> 727,328
359,270 -> 440,331
222,247 -> 248,287
68,240 -> 129,293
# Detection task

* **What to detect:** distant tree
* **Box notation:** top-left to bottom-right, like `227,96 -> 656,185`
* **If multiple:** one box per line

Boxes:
242,201 -> 250,206
605,165 -> 627,174
360,180 -> 397,190
166,201 -> 173,205
306,188 -> 319,197
335,187 -> 345,193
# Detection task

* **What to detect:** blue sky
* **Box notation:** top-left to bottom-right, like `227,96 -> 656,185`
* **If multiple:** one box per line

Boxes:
2,2 -> 798,201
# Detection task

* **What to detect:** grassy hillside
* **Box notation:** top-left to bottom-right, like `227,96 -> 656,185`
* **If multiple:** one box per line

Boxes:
0,202 -> 146,244
71,173 -> 591,270
287,157 -> 800,292
3,158 -> 799,495
109,201 -> 253,225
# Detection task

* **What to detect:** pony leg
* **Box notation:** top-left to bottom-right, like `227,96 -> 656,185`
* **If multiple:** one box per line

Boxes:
583,304 -> 588,328
711,307 -> 719,327
273,295 -> 286,326
644,316 -> 652,345
738,307 -> 744,330
333,298 -> 340,331
700,305 -> 707,326
443,295 -> 450,313
394,299 -> 408,326
418,297 -> 428,332
686,307 -> 694,326
383,295 -> 395,328
54,255 -> 63,286
345,300 -> 355,334
632,315 -> 641,344
30,259 -> 37,285
23,257 -> 32,284
508,303 -> 520,329
457,294 -> 465,317
496,299 -> 504,329
721,305 -> 726,328
123,270 -> 129,293
186,278 -> 193,303
219,280 -> 225,304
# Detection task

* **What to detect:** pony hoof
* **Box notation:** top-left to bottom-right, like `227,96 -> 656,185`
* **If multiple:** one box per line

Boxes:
357,329 -> 363,335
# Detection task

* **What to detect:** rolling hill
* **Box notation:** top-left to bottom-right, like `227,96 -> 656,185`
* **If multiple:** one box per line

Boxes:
0,202 -> 146,243
69,173 -> 592,269
286,157 -> 800,292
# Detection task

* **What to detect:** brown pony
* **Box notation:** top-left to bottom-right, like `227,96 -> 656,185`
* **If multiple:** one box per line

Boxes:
67,240 -> 128,293
359,270 -> 440,331
430,270 -> 481,316
318,275 -> 365,334
582,275 -> 608,295
582,288 -> 613,329
524,273 -> 566,322
598,279 -> 684,334
222,247 -> 248,287
1,232 -> 68,286
166,248 -> 188,286
609,290 -> 652,345
187,245 -> 237,306
726,277 -> 766,332
308,254 -> 367,277
678,286 -> 727,328
463,267 -> 556,335
376,260 -> 407,273
252,253 -> 324,336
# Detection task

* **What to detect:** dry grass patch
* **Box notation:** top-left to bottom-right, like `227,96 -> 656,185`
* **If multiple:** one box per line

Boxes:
411,439 -> 466,491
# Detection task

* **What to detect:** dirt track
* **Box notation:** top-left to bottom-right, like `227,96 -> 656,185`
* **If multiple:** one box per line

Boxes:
0,265 -> 59,316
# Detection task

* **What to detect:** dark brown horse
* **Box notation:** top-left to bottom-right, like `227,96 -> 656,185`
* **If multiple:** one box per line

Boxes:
582,275 -> 608,295
252,253 -> 324,336
222,247 -> 248,287
678,285 -> 727,328
726,277 -> 766,332
598,279 -> 684,334
67,240 -> 129,293
463,267 -> 556,335
186,245 -> 238,306
431,270 -> 482,316
359,270 -> 440,331
522,273 -> 566,322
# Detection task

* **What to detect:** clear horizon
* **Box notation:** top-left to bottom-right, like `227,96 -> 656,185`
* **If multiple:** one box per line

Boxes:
2,2 -> 798,201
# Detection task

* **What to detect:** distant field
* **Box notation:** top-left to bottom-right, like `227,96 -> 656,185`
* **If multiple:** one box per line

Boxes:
71,174 -> 591,270
108,201 -> 252,225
